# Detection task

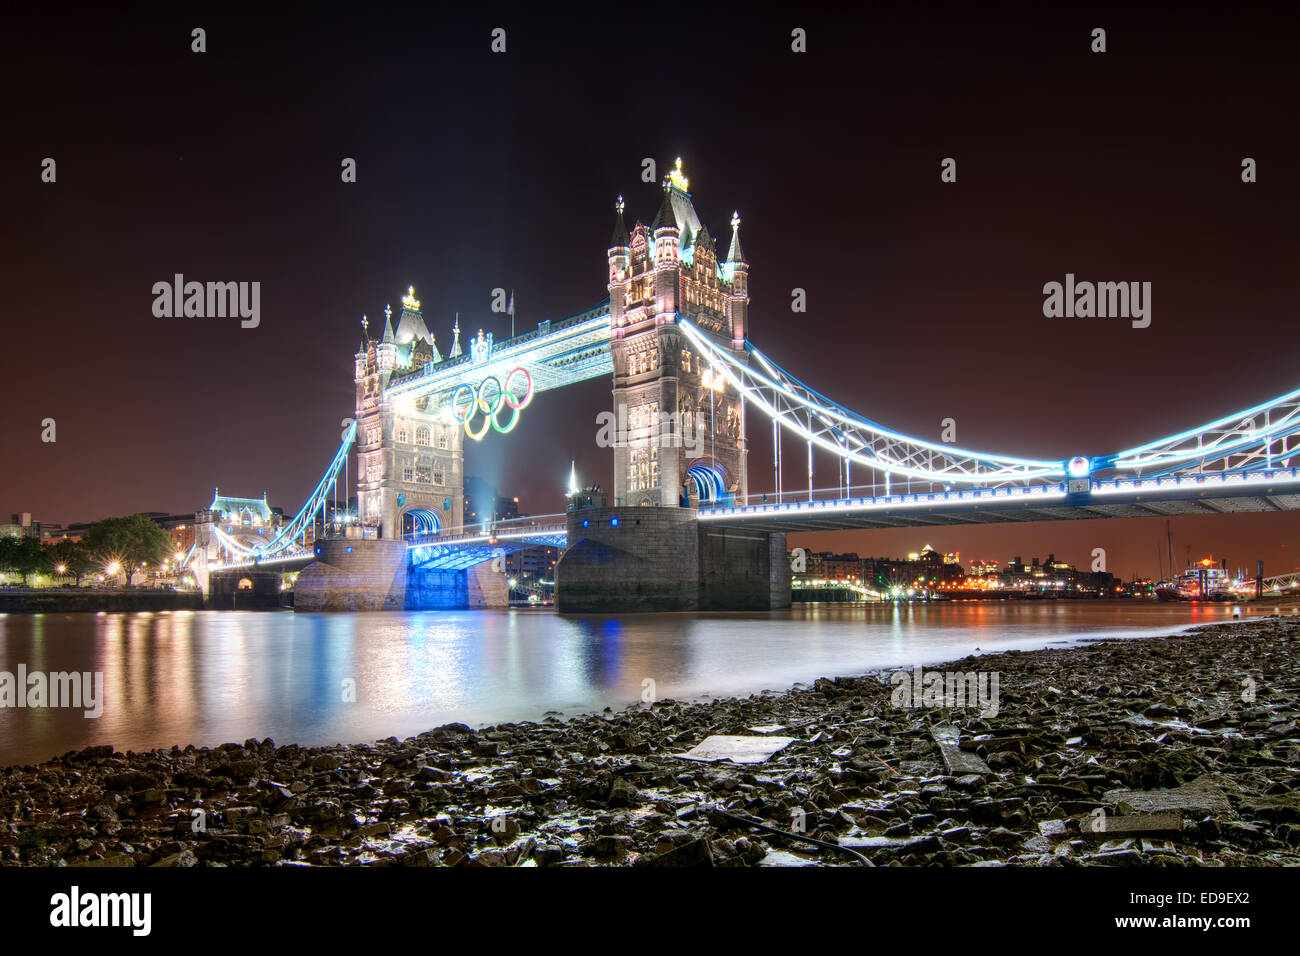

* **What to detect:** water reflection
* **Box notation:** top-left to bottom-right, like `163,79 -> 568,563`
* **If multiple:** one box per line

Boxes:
0,601 -> 1250,766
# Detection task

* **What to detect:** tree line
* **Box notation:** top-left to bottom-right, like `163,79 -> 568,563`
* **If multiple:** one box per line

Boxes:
0,515 -> 175,586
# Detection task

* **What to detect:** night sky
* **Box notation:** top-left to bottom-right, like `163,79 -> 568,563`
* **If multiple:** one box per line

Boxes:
5,2 -> 1300,579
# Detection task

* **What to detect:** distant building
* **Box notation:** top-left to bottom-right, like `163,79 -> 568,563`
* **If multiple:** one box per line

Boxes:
506,545 -> 560,580
201,490 -> 285,555
2,513 -> 42,539
208,492 -> 277,529
821,552 -> 863,582
464,476 -> 521,530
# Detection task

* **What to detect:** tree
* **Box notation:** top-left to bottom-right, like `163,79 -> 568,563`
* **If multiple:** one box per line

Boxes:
0,535 -> 18,583
0,535 -> 51,586
81,515 -> 171,586
50,538 -> 96,586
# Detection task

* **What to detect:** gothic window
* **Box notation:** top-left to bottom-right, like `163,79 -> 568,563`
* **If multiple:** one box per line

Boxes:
437,435 -> 448,450
397,424 -> 408,444
414,465 -> 432,484
682,350 -> 692,373
403,465 -> 415,482
433,471 -> 444,486
415,426 -> 431,446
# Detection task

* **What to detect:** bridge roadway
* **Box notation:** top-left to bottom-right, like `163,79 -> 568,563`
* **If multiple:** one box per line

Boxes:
207,469 -> 1300,603
210,515 -> 568,580
698,468 -> 1300,532
213,467 -> 1300,576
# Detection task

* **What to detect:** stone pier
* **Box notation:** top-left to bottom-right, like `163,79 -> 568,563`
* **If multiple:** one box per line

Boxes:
554,506 -> 790,613
294,538 -> 409,611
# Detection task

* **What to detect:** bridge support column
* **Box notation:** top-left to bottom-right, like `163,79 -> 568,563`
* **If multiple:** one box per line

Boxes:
698,526 -> 791,611
554,506 -> 790,612
294,538 -> 408,611
555,506 -> 699,612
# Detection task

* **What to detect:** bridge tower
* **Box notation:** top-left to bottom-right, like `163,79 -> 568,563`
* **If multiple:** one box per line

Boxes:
354,289 -> 465,540
607,159 -> 750,507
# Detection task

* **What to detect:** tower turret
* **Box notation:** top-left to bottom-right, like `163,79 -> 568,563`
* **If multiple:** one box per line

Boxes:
377,303 -> 397,371
448,314 -> 463,358
726,211 -> 749,348
608,195 -> 632,331
652,181 -> 680,321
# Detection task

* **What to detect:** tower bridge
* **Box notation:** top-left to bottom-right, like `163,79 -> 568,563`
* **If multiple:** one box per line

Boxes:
184,159 -> 1300,611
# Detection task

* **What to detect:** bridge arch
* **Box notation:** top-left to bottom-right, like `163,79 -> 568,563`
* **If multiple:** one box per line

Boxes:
685,463 -> 728,505
402,508 -> 442,540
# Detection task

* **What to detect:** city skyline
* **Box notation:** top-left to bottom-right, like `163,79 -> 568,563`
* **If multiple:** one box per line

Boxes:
6,6 -> 1300,578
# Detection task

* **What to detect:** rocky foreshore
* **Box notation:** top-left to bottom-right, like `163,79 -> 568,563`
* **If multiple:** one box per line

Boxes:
4,618 -> 1299,867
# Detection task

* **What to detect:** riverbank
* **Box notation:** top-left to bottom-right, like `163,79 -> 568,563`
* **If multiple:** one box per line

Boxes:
2,617 -> 1298,867
0,589 -> 205,613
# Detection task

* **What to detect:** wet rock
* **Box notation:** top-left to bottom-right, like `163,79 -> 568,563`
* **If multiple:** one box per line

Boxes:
151,849 -> 198,867
648,836 -> 714,867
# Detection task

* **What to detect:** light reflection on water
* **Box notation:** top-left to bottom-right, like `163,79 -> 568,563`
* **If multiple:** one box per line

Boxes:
0,601 -> 1253,766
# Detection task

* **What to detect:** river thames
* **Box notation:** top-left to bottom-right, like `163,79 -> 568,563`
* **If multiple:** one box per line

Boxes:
0,601 -> 1263,767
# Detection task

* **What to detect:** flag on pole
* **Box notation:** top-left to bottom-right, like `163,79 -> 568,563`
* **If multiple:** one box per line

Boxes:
508,289 -> 515,338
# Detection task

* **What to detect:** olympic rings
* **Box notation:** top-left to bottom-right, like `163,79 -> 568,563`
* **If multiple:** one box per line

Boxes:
451,367 -> 534,440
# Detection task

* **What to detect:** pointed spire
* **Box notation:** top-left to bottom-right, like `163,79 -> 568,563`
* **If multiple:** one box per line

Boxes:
381,306 -> 395,345
654,180 -> 677,232
727,210 -> 746,263
611,195 -> 629,247
696,224 -> 712,253
449,314 -> 463,357
429,331 -> 442,363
